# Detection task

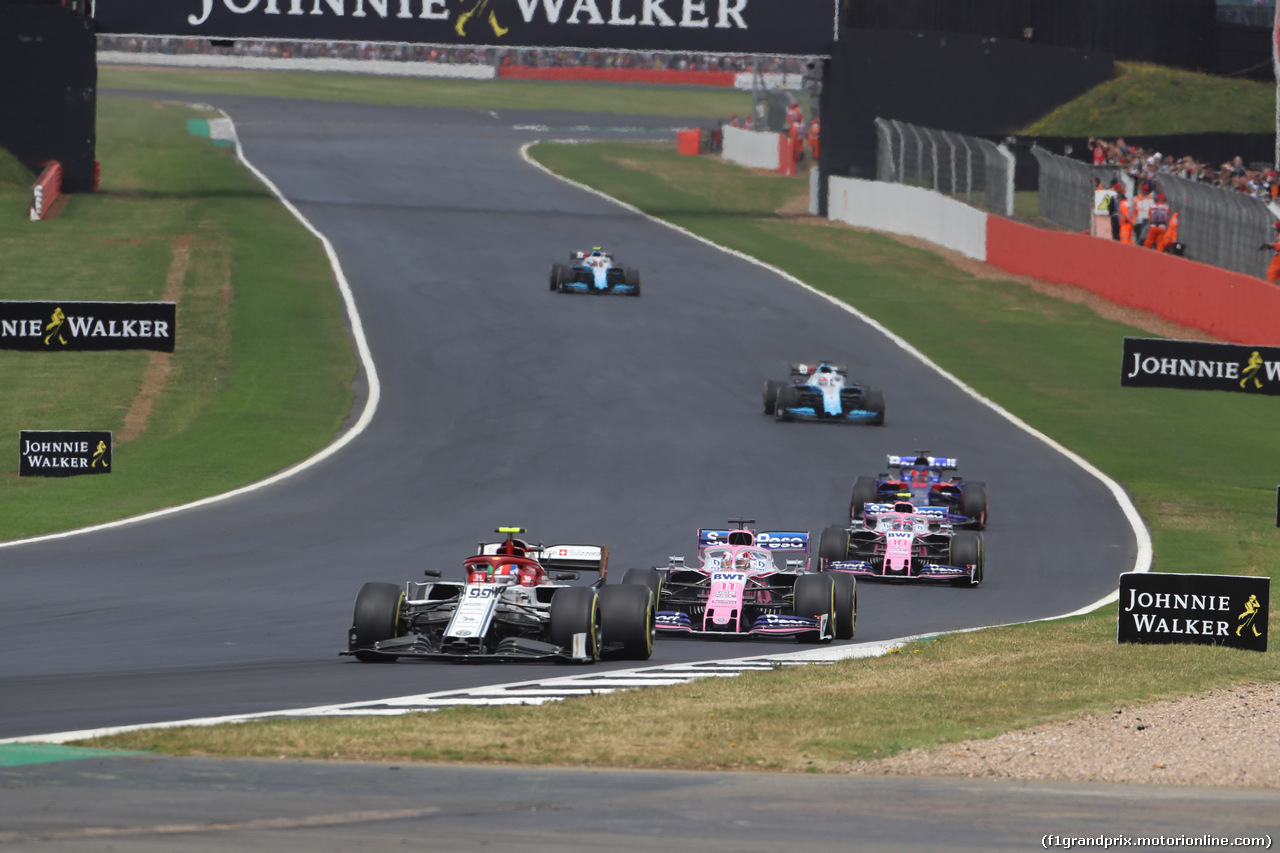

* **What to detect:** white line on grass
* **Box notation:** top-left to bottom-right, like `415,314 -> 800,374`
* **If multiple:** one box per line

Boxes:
0,109 -> 382,551
0,133 -> 1152,745
517,139 -> 1153,612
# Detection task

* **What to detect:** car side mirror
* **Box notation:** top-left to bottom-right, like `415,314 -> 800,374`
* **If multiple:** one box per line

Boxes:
555,572 -> 580,581
423,569 -> 442,578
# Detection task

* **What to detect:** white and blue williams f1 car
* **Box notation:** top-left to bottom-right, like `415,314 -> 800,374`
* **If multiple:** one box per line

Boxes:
763,362 -> 885,425
549,247 -> 641,296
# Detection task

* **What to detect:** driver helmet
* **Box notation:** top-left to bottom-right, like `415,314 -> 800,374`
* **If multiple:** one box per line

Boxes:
493,563 -> 521,585
734,552 -> 752,570
590,247 -> 603,257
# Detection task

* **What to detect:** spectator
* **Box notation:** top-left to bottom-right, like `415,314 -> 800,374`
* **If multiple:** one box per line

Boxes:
1109,182 -> 1122,240
1144,192 -> 1171,249
1089,137 -> 1106,166
1133,183 -> 1153,247
1117,188 -> 1134,244
1157,211 -> 1180,254
1259,221 -> 1280,285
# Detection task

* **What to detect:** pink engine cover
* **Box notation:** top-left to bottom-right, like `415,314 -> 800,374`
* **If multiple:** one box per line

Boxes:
705,570 -> 748,630
883,532 -> 914,574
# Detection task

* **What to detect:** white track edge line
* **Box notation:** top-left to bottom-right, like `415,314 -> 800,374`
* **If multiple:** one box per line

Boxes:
0,137 -> 1150,746
518,140 -> 1153,600
0,641 -> 905,745
0,109 -> 381,551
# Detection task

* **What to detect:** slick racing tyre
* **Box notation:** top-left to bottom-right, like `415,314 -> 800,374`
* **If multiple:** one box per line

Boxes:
949,532 -> 984,588
550,586 -> 601,661
624,267 -> 641,296
793,573 -> 836,644
818,524 -> 850,567
600,583 -> 655,660
961,481 -> 988,529
774,384 -> 799,421
549,263 -> 564,291
830,572 -> 857,640
849,476 -> 878,521
865,389 -> 886,425
351,582 -> 404,662
762,380 -> 782,415
622,567 -> 664,606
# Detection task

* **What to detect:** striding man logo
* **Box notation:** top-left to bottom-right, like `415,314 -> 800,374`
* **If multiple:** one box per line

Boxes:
43,306 -> 67,346
456,0 -> 509,37
1240,351 -> 1264,390
1236,594 -> 1262,638
91,440 -> 109,470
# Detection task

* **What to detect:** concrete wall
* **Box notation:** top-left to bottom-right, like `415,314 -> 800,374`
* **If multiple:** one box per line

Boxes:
721,126 -> 784,172
816,171 -> 1280,346
986,218 -> 1280,346
827,176 -> 988,261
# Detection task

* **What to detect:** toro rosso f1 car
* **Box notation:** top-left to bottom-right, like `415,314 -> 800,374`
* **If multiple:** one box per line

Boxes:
623,519 -> 856,642
849,452 -> 988,529
343,528 -> 655,663
549,247 -> 640,296
818,503 -> 984,587
763,362 -> 885,425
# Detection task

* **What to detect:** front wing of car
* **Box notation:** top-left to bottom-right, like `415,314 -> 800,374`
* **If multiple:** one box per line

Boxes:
824,559 -> 972,583
655,610 -> 831,639
343,631 -> 594,662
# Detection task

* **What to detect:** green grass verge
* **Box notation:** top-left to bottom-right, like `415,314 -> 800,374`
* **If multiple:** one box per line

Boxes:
83,143 -> 1278,771
98,65 -> 751,119
1021,61 -> 1277,135
0,97 -> 355,540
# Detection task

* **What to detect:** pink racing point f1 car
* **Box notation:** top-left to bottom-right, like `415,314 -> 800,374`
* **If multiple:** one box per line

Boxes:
818,502 -> 984,587
623,519 -> 856,642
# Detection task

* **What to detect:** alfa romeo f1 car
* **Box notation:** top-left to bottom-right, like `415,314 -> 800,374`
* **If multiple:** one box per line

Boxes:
624,519 -> 856,642
343,528 -> 655,663
818,503 -> 984,587
848,452 -> 988,529
549,247 -> 640,296
763,362 -> 885,425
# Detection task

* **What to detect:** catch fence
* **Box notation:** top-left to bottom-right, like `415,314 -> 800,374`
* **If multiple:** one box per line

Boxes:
1032,145 -> 1274,280
874,118 -> 1015,217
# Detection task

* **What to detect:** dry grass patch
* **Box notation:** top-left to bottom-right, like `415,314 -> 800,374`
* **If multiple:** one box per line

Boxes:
85,615 -> 1276,773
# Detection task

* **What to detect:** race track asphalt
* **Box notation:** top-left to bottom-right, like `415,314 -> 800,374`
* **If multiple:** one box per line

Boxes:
0,94 -> 1138,741
5,753 -> 1277,853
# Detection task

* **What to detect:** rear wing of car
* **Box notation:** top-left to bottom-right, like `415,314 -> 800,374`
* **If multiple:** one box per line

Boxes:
532,544 -> 609,578
697,529 -> 810,552
864,504 -> 949,520
789,362 -> 847,378
887,453 -> 957,470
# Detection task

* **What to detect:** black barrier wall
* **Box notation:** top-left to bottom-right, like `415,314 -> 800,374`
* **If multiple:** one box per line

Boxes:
844,0 -> 1216,71
818,30 -> 1115,187
0,3 -> 97,192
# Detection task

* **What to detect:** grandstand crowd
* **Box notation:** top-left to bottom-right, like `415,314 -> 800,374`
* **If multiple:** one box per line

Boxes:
95,36 -> 808,75
1088,135 -> 1279,204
